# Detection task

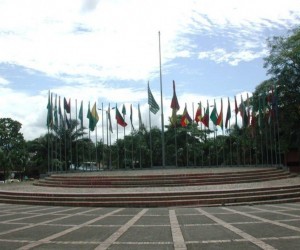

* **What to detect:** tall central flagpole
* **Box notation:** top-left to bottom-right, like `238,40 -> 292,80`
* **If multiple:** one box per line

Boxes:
159,31 -> 165,167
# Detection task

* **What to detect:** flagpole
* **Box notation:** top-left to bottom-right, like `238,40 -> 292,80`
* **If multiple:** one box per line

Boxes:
192,102 -> 196,166
69,98 -> 72,172
158,31 -> 165,167
102,102 -> 104,168
148,108 -> 153,167
116,103 -> 119,169
124,115 -> 126,169
75,99 -> 78,169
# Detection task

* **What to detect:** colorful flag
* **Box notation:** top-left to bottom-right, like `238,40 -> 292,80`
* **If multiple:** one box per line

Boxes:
108,104 -> 113,133
130,104 -> 134,130
64,97 -> 70,114
78,101 -> 83,129
216,98 -> 223,129
202,101 -> 210,128
148,82 -> 160,114
210,100 -> 218,126
116,106 -> 127,127
170,80 -> 180,126
225,97 -> 231,129
195,102 -> 202,124
181,104 -> 192,127
90,102 -> 99,131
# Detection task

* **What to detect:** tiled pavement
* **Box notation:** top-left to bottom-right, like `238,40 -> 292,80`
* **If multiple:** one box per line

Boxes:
0,203 -> 300,250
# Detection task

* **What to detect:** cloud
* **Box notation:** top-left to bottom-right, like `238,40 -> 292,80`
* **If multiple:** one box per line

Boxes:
0,0 -> 299,82
81,0 -> 100,12
0,76 -> 9,85
198,48 -> 268,66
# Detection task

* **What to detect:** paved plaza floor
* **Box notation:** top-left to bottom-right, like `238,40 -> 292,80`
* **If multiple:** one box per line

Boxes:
0,202 -> 300,250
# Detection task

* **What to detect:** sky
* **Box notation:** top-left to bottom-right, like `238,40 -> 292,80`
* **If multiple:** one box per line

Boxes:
0,0 -> 299,142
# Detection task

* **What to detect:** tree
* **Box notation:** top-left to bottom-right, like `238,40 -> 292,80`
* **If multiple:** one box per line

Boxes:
263,28 -> 300,151
0,118 -> 28,178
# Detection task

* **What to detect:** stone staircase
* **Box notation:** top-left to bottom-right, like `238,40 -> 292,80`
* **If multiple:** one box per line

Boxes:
0,167 -> 299,207
34,168 -> 292,188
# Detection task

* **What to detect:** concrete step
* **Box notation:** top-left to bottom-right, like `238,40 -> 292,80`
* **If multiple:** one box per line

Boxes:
1,185 -> 300,207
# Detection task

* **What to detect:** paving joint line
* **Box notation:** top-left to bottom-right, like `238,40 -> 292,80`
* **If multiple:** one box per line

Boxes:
94,208 -> 148,250
17,208 -> 124,250
196,207 -> 276,250
169,209 -> 187,250
1,207 -> 80,223
0,207 -> 103,236
223,207 -> 300,232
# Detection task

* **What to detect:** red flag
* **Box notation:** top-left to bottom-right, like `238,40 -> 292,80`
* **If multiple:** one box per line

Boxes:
225,97 -> 231,129
116,107 -> 127,127
64,97 -> 70,114
170,80 -> 180,126
181,104 -> 192,127
234,96 -> 239,115
201,101 -> 210,128
195,102 -> 202,124
216,98 -> 223,129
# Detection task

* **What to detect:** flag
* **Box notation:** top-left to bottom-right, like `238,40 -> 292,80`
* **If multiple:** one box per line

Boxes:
138,103 -> 144,130
181,104 -> 192,127
122,104 -> 126,116
58,96 -> 64,128
89,102 -> 99,131
202,101 -> 210,128
250,109 -> 257,138
130,104 -> 134,130
78,101 -> 83,129
216,98 -> 223,129
87,101 -> 91,129
170,80 -> 180,126
64,97 -> 70,114
239,95 -> 249,127
246,93 -> 251,125
195,102 -> 202,124
116,106 -> 127,127
234,96 -> 239,115
46,91 -> 53,128
65,110 -> 71,129
210,100 -> 218,126
54,94 -> 58,129
225,97 -> 231,129
108,104 -> 113,133
148,82 -> 160,114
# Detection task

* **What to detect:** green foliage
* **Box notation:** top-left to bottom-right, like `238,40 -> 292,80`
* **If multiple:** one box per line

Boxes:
0,118 -> 28,174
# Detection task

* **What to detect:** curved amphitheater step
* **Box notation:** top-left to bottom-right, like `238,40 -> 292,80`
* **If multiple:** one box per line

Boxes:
0,184 -> 300,207
35,168 -> 293,188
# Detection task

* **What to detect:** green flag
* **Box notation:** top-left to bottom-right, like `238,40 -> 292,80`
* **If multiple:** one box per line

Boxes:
210,100 -> 218,126
54,94 -> 58,129
78,101 -> 83,129
46,91 -> 53,129
122,104 -> 126,116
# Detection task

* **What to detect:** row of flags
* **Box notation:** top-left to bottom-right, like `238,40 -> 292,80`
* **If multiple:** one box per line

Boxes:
169,81 -> 278,133
47,82 -> 278,136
